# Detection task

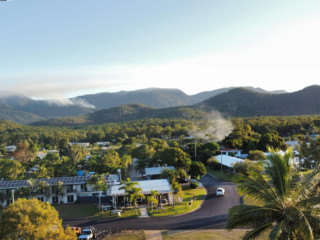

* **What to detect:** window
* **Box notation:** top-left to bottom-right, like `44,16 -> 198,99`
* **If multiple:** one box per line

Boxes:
37,197 -> 44,202
52,196 -> 59,204
81,184 -> 87,192
67,185 -> 74,192
67,195 -> 74,203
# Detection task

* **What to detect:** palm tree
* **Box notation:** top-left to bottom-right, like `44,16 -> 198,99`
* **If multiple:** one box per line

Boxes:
53,181 -> 64,204
147,189 -> 159,213
129,186 -> 145,215
27,178 -> 37,197
36,181 -> 51,202
227,148 -> 320,240
119,178 -> 139,208
87,175 -> 107,210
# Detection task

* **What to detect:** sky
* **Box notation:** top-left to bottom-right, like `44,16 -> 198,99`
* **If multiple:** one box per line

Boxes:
0,0 -> 320,100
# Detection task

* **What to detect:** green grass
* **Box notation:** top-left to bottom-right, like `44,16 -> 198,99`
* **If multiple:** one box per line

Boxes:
55,204 -> 100,218
147,187 -> 206,217
106,230 -> 145,240
162,230 -> 269,240
206,166 -> 235,182
55,204 -> 139,218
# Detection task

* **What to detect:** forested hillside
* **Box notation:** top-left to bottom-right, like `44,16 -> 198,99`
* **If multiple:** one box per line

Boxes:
198,85 -> 320,117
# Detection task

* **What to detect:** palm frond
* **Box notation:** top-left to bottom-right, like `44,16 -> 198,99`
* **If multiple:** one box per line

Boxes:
237,170 -> 283,207
293,170 -> 320,205
286,206 -> 314,240
268,221 -> 283,240
227,205 -> 279,230
242,222 -> 272,240
266,148 -> 292,197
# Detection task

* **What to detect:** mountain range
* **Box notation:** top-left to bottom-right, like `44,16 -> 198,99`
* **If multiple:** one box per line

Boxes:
31,85 -> 320,126
2,85 -> 320,126
0,86 -> 285,124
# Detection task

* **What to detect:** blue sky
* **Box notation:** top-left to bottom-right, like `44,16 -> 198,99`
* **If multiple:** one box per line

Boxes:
0,0 -> 320,99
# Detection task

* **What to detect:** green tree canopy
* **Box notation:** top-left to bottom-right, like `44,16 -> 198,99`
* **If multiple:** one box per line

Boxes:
189,161 -> 206,179
0,198 -> 76,240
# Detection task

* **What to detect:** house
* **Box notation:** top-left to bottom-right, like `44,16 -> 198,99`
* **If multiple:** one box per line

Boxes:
215,154 -> 244,171
0,174 -> 119,208
47,150 -> 59,155
220,149 -> 248,159
69,142 -> 90,148
145,166 -> 175,180
5,145 -> 16,153
109,179 -> 173,206
97,142 -> 110,147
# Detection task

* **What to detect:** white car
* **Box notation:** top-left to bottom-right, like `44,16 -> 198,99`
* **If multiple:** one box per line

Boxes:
78,228 -> 95,240
216,187 -> 225,196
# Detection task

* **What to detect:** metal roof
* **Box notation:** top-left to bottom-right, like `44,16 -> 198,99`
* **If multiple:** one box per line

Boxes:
145,166 -> 175,176
215,155 -> 244,168
0,174 -> 118,190
110,179 -> 172,196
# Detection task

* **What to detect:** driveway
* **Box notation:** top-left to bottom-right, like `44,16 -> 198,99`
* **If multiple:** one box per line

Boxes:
63,174 -> 240,230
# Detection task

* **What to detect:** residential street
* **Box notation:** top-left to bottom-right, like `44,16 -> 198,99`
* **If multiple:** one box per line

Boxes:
63,174 -> 240,231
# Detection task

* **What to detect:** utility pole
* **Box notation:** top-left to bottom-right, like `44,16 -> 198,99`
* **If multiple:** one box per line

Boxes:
220,151 -> 223,174
194,139 -> 197,161
11,189 -> 15,204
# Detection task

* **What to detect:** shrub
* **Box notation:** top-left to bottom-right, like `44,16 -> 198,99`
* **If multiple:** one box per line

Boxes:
190,181 -> 199,189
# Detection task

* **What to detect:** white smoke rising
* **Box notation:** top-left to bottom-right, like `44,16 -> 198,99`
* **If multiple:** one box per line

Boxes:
43,97 -> 96,109
188,111 -> 233,142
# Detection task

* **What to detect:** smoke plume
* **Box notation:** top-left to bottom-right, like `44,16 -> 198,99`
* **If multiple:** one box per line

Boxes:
188,111 -> 233,142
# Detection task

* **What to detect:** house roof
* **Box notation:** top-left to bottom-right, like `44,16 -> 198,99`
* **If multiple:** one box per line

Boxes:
110,179 -> 172,196
0,174 -> 119,190
215,155 -> 244,168
145,166 -> 175,176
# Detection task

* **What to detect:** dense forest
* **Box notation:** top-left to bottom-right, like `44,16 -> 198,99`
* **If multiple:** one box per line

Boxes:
0,114 -> 320,182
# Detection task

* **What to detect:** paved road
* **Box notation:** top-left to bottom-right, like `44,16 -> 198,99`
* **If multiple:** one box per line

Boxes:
63,174 -> 240,231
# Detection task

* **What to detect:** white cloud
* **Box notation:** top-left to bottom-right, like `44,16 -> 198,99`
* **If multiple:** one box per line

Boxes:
2,17 -> 320,98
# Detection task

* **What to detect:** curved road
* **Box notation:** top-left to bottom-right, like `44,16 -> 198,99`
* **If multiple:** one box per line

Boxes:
63,174 -> 240,231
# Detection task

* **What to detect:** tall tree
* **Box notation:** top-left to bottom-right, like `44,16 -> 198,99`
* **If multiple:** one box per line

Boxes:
227,149 -> 320,239
0,198 -> 76,239
147,189 -> 160,213
87,175 -> 107,210
129,186 -> 145,215
119,178 -> 139,208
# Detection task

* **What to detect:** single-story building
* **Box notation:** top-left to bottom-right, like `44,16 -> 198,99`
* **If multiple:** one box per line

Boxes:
215,154 -> 245,171
69,142 -> 90,148
145,166 -> 175,180
109,179 -> 173,206
5,145 -> 16,153
220,149 -> 248,159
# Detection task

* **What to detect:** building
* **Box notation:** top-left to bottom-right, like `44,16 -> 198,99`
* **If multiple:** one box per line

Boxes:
97,142 -> 110,147
69,142 -> 90,148
109,179 -> 173,206
0,174 -> 119,208
220,149 -> 248,159
215,154 -> 244,171
5,145 -> 16,153
145,166 -> 175,180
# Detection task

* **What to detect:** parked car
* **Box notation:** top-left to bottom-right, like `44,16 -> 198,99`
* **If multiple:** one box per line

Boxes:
216,187 -> 225,196
78,227 -> 96,240
102,205 -> 113,211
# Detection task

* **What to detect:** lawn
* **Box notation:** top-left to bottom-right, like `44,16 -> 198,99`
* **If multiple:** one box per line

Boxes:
55,204 -> 140,218
163,230 -> 269,240
55,204 -> 100,218
206,166 -> 235,182
147,187 -> 206,217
